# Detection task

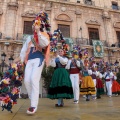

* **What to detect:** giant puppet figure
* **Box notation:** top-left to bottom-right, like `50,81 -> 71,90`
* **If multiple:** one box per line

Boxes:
65,46 -> 81,104
14,11 -> 50,114
48,29 -> 73,107
103,67 -> 114,97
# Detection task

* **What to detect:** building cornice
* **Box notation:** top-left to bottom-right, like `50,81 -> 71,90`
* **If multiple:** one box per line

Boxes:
8,2 -> 18,11
0,40 -> 23,45
47,0 -> 120,14
48,0 -> 104,11
109,9 -> 120,14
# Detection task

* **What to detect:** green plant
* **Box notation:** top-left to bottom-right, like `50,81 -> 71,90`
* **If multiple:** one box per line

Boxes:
41,65 -> 54,92
0,71 -> 3,80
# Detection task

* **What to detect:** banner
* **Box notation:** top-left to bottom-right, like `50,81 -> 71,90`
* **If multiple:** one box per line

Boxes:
92,40 -> 104,57
64,37 -> 73,51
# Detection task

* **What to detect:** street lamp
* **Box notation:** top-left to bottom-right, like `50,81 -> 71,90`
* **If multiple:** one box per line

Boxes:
1,52 -> 6,61
0,53 -> 14,73
9,56 -> 14,64
1,52 -> 6,72
79,27 -> 82,39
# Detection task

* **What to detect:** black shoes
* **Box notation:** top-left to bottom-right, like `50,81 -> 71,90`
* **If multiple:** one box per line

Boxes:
86,99 -> 90,101
97,96 -> 101,99
55,104 -> 64,107
73,100 -> 79,104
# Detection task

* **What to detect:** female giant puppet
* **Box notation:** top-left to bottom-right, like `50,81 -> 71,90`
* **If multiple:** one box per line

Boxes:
14,11 -> 50,114
48,29 -> 73,107
80,56 -> 96,101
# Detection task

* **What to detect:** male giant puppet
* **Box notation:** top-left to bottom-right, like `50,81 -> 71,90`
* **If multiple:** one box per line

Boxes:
14,11 -> 50,114
66,49 -> 81,104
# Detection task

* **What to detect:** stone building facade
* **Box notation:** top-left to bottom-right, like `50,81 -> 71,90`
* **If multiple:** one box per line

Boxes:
0,0 -> 120,63
0,0 -> 120,96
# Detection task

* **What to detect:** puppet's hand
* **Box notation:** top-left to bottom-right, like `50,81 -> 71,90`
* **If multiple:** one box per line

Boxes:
34,19 -> 41,26
35,25 -> 40,33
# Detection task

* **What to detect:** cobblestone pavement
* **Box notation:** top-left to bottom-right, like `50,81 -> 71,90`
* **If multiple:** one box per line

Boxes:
0,96 -> 120,120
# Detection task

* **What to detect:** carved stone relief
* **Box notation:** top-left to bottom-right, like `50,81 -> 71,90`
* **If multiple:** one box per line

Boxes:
114,21 -> 120,28
21,10 -> 37,17
102,10 -> 111,19
61,7 -> 66,12
8,2 -> 18,11
55,13 -> 72,22
86,19 -> 101,26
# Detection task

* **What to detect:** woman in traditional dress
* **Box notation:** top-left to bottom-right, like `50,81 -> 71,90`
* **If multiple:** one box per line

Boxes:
48,48 -> 73,107
112,72 -> 120,96
80,66 -> 96,101
96,72 -> 104,99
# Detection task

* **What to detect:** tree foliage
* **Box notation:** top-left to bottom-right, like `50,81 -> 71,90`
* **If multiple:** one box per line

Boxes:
0,71 -> 3,80
41,65 -> 54,92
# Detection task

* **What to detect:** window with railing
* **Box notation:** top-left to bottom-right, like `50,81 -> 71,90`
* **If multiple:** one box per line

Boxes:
59,0 -> 70,2
84,0 -> 95,6
77,0 -> 80,3
112,2 -> 119,10
88,28 -> 100,45
58,24 -> 70,38
0,32 -> 2,39
116,31 -> 120,43
75,38 -> 89,45
23,21 -> 33,35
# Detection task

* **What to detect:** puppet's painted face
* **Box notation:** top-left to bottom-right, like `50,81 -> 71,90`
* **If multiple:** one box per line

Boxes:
32,17 -> 41,32
58,49 -> 64,56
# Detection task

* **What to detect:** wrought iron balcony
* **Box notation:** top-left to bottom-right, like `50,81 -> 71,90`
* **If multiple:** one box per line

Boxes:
101,40 -> 109,47
77,0 -> 80,3
75,38 -> 89,45
83,0 -> 95,6
74,38 -> 109,47
16,34 -> 110,48
16,33 -> 32,41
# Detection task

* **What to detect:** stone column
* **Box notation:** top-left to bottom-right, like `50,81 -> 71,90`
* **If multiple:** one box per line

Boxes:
102,10 -> 111,62
75,10 -> 82,45
75,10 -> 82,38
5,0 -> 18,39
45,2 -> 52,25
102,10 -> 111,45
